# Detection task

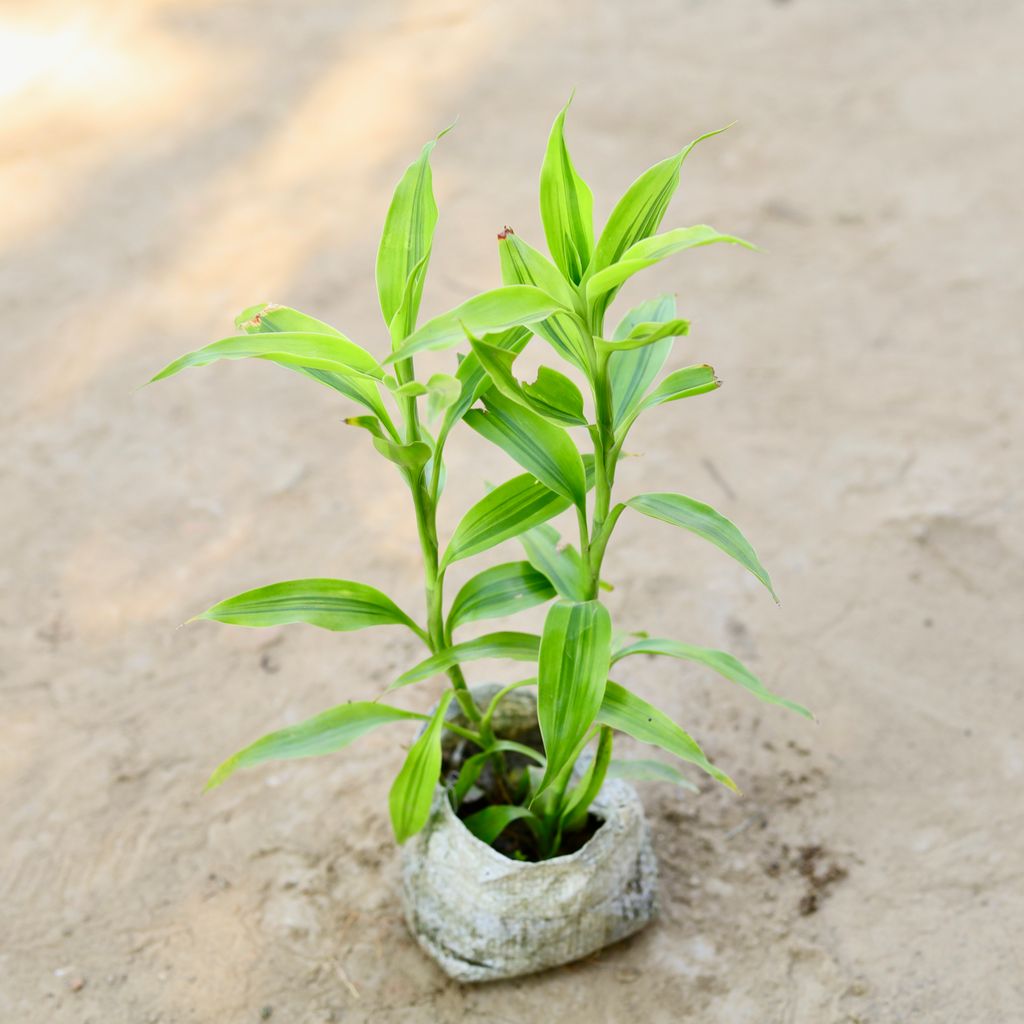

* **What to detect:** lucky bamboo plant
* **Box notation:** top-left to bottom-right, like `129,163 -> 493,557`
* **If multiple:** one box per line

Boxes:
149,103 -> 809,861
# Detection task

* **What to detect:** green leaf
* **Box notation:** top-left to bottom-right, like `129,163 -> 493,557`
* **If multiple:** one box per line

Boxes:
596,317 -> 690,354
611,637 -> 811,718
376,133 -> 445,332
371,436 -> 432,475
206,701 -> 424,790
392,632 -> 541,688
625,492 -> 776,599
587,225 -> 753,306
389,691 -> 454,843
518,521 -> 587,601
148,332 -> 384,385
561,724 -> 613,832
442,472 -> 572,567
436,327 -> 532,448
447,562 -> 556,633
468,338 -> 587,426
539,99 -> 594,284
388,252 -> 432,346
387,286 -> 560,362
465,390 -> 586,508
606,758 -> 699,791
641,364 -> 719,407
463,804 -> 539,846
597,681 -> 736,790
498,229 -> 579,311
609,295 -> 677,431
591,126 -> 731,274
194,578 -> 419,633
451,740 -> 546,807
344,415 -> 386,440
536,600 -> 612,794
236,304 -> 391,420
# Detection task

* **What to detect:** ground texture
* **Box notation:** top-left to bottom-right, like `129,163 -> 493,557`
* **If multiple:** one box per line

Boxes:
2,1 -> 1023,1021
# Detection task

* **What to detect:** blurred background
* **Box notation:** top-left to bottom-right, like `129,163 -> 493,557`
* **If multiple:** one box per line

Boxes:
2,1 -> 1022,1021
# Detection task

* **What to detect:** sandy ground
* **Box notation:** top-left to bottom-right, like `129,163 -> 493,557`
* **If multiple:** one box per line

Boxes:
3,0 -> 1023,1021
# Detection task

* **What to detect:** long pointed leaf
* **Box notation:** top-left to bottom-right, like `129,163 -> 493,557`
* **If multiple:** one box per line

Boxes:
195,578 -> 419,633
149,332 -> 383,385
236,303 -> 389,419
206,701 -> 424,790
389,692 -> 454,843
386,286 -> 559,362
536,600 -> 612,794
625,492 -> 776,599
463,804 -> 540,846
447,562 -> 556,633
606,758 -> 699,791
518,521 -> 588,601
442,472 -> 572,567
498,229 -> 579,311
465,390 -> 586,508
392,632 -> 541,688
539,99 -> 594,283
597,681 -> 736,790
611,637 -> 810,718
376,133 -> 445,331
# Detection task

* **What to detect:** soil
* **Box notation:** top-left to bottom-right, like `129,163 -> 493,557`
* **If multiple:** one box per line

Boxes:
3,1 -> 1023,1022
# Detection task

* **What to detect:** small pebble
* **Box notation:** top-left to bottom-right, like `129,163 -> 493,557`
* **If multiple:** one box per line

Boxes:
69,977 -> 86,993
260,1006 -> 274,1020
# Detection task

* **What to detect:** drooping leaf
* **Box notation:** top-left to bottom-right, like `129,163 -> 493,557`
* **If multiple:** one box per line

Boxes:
637,365 -> 720,414
539,99 -> 594,284
606,758 -> 699,791
447,562 -> 556,633
386,286 -> 560,362
148,332 -> 384,385
469,338 -> 587,426
376,133 -> 445,332
424,372 -> 461,420
518,521 -> 588,601
609,295 -> 677,431
392,632 -> 541,688
389,691 -> 454,843
236,303 -> 390,420
206,701 -> 424,790
463,804 -> 540,846
465,390 -> 586,508
597,681 -> 736,790
194,578 -> 419,633
587,225 -> 753,306
611,637 -> 811,718
535,600 -> 612,794
442,472 -> 572,567
625,492 -> 776,599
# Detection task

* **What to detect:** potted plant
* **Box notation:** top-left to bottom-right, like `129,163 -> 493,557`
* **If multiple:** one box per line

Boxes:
148,102 -> 809,981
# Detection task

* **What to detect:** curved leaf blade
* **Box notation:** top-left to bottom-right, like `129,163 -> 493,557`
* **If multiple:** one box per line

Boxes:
539,99 -> 594,284
597,681 -> 736,790
206,701 -> 424,790
389,692 -> 454,843
452,739 -> 546,807
536,600 -> 612,794
463,804 -> 539,846
392,632 -> 541,688
626,492 -> 776,600
447,562 -> 556,633
386,286 -> 559,362
465,390 -> 586,508
612,637 -> 810,718
518,521 -> 587,601
195,578 -> 419,633
149,332 -> 383,385
609,295 -> 677,431
606,758 -> 699,791
442,472 -> 572,567
498,229 -> 579,311
376,134 -> 444,331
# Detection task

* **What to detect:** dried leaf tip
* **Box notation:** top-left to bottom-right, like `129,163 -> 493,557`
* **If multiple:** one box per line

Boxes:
497,226 -> 515,240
